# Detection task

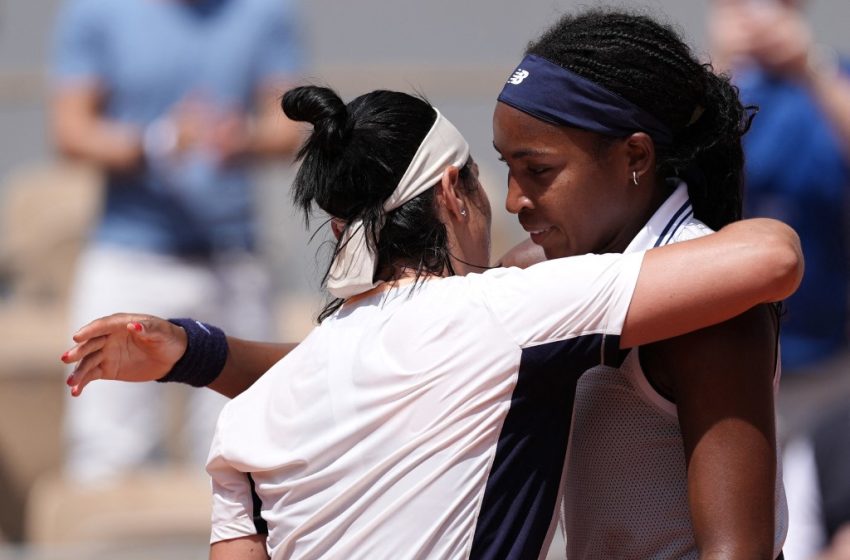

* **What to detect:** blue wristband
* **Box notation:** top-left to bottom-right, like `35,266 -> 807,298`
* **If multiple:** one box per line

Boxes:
158,318 -> 228,387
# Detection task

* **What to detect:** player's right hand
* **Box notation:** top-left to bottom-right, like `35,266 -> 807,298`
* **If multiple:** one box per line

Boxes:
61,313 -> 188,397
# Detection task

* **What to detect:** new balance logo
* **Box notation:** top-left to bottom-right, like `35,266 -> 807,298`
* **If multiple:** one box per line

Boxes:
507,69 -> 529,85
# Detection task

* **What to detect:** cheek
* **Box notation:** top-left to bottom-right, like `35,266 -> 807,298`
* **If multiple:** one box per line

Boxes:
538,176 -> 588,228
544,176 -> 617,252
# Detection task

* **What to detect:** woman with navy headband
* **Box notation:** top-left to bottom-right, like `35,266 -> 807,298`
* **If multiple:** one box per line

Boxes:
61,81 -> 801,558
494,9 -> 787,560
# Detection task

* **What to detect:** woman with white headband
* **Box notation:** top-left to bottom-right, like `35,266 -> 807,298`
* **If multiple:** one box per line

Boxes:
63,84 -> 802,559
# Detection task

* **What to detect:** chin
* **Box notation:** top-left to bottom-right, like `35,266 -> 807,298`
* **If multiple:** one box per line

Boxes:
542,246 -> 567,260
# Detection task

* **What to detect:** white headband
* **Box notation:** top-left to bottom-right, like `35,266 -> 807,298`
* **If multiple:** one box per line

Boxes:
326,109 -> 470,299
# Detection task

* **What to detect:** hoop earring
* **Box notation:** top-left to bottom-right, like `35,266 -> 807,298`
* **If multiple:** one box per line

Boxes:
632,171 -> 640,186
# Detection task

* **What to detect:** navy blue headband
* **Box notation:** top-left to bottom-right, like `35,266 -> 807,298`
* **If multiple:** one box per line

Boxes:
497,54 -> 673,146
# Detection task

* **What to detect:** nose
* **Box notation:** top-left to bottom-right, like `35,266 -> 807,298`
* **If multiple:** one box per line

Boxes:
505,175 -> 533,215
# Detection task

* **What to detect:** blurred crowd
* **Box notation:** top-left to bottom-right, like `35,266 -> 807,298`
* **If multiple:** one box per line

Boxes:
0,0 -> 848,558
708,1 -> 850,557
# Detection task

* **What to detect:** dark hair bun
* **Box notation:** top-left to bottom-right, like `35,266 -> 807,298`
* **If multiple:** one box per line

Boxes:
283,86 -> 349,149
280,85 -> 454,318
285,86 -> 438,222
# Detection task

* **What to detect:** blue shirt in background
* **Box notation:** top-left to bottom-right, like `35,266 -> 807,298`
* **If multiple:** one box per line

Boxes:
739,66 -> 850,370
52,0 -> 305,256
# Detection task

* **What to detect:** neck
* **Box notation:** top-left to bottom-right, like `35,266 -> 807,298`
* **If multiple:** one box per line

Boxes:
376,263 -> 448,283
605,178 -> 674,253
342,268 -> 443,306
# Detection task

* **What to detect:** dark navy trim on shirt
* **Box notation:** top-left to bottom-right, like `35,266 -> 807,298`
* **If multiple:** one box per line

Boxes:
247,473 -> 269,535
661,208 -> 694,246
654,201 -> 692,247
469,333 -> 625,559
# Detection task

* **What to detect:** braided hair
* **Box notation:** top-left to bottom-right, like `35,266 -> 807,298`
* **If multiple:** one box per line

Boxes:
527,9 -> 752,230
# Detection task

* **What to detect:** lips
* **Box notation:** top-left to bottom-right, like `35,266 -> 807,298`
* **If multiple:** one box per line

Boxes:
525,225 -> 555,244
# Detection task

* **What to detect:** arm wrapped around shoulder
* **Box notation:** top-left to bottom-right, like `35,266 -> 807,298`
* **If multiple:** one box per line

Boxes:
621,218 -> 803,349
718,217 -> 804,303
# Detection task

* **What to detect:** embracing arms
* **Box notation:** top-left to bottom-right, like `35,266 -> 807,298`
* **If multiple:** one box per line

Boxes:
620,217 -> 801,348
63,217 -> 802,398
504,218 -> 802,348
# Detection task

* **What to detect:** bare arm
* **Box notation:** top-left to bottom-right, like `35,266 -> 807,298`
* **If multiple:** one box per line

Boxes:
207,85 -> 305,164
242,85 -> 305,158
817,525 -> 850,560
209,337 -> 297,398
801,62 -> 850,162
620,218 -> 802,349
210,535 -> 269,560
62,314 -> 295,398
745,4 -> 850,161
51,83 -> 144,172
642,305 -> 779,559
51,83 -> 303,174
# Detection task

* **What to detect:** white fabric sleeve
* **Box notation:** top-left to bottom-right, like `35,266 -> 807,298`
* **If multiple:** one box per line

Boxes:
475,251 -> 644,349
207,408 -> 264,544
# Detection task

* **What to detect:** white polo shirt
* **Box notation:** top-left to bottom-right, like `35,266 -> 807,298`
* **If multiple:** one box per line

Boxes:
562,183 -> 788,559
207,251 -> 644,560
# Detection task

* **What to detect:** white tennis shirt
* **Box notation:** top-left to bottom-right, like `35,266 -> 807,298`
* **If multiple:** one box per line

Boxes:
207,251 -> 644,559
562,183 -> 788,558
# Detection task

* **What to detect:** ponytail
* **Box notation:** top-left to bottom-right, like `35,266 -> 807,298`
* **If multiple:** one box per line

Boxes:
665,68 -> 752,230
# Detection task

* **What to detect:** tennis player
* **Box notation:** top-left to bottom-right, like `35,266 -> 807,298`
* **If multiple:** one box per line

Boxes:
494,10 -> 787,558
63,84 -> 802,559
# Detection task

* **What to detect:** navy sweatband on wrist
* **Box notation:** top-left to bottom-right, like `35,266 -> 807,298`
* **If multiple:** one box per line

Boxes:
158,318 -> 228,387
498,54 -> 673,146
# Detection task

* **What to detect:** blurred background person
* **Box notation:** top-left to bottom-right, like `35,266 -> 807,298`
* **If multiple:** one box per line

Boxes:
709,1 -> 850,558
709,0 -> 850,408
49,0 -> 306,484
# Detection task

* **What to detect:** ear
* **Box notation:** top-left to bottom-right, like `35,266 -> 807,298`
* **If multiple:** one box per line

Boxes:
435,165 -> 466,221
624,132 -> 656,184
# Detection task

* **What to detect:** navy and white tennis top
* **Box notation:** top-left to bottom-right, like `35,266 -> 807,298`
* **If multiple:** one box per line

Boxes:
207,250 -> 644,559
561,183 -> 788,559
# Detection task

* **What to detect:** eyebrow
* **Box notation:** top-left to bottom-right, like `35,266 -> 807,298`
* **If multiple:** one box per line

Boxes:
492,142 -> 553,159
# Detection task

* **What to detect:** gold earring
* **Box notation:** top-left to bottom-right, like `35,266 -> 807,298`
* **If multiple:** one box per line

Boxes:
632,171 -> 639,186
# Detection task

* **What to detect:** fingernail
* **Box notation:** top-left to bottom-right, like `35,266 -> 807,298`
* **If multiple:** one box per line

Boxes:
66,375 -> 74,386
61,352 -> 69,361
132,323 -> 143,332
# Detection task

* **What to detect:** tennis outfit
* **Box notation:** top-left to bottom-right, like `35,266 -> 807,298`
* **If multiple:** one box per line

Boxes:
561,183 -> 788,559
207,251 -> 645,559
